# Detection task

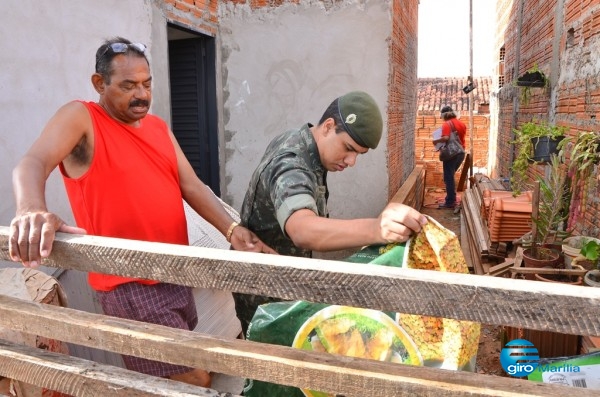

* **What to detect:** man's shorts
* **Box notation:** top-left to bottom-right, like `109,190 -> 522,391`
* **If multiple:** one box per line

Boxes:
96,282 -> 198,377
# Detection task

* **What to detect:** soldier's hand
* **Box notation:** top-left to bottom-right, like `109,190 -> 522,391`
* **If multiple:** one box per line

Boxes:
377,203 -> 427,243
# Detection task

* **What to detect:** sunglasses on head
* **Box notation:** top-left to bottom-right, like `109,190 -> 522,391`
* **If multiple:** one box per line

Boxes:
100,42 -> 146,57
96,42 -> 147,72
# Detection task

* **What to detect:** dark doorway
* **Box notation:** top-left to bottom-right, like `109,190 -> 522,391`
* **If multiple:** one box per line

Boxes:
168,27 -> 220,196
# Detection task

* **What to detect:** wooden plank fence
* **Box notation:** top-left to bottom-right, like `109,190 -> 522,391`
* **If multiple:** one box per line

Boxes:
1,226 -> 600,396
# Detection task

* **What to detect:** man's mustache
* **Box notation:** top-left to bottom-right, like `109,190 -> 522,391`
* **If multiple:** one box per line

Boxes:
130,99 -> 149,108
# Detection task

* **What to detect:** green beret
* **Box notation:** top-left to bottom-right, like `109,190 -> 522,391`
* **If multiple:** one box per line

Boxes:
337,91 -> 383,149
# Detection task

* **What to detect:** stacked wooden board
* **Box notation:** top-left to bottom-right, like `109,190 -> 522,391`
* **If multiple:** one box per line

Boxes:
460,175 -> 492,275
390,165 -> 425,209
460,174 -> 532,274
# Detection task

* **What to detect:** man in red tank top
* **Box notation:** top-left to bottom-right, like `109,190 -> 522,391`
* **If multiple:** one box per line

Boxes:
8,37 -> 275,387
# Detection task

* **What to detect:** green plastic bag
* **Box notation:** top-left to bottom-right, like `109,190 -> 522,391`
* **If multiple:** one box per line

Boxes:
244,243 -> 411,397
244,217 -> 480,396
244,301 -> 330,397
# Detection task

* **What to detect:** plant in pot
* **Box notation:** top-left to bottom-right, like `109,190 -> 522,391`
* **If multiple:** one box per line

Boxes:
562,235 -> 596,267
511,121 -> 567,196
522,155 -> 571,273
558,131 -> 600,231
581,240 -> 600,287
516,64 -> 547,87
515,64 -> 548,105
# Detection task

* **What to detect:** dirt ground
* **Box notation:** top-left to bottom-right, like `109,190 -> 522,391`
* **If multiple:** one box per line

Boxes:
422,188 -> 506,376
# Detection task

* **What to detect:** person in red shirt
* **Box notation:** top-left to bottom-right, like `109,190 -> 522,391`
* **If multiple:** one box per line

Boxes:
432,105 -> 466,209
8,37 -> 275,388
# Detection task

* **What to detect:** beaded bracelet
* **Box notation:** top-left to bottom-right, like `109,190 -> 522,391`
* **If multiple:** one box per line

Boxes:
226,221 -> 239,243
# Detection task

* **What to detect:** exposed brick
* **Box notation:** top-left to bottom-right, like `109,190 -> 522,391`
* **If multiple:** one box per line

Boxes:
496,0 -> 600,235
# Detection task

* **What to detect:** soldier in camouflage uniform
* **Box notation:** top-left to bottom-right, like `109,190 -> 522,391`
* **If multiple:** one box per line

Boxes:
235,91 -> 427,334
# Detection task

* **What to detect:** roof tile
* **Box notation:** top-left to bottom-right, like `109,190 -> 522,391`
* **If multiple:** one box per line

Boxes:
417,76 -> 492,114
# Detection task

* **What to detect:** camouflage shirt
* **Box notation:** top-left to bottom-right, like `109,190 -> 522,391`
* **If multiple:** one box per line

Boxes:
241,123 -> 329,257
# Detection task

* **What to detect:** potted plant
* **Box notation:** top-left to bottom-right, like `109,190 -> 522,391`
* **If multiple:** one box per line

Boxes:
522,155 -> 571,270
562,235 -> 600,266
511,121 -> 567,195
515,64 -> 548,105
562,236 -> 588,257
581,240 -> 600,286
558,131 -> 600,231
516,66 -> 547,87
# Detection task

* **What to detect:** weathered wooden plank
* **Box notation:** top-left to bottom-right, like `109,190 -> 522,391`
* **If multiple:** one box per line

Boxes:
0,339 -> 233,397
487,259 -> 515,277
461,190 -> 479,252
531,181 -> 540,243
461,189 -> 487,275
474,175 -> 507,194
465,219 -> 485,275
457,153 -> 472,192
460,215 -> 475,272
510,267 -> 588,276
472,175 -> 485,211
0,296 -> 589,397
415,167 -> 426,209
1,227 -> 600,336
390,165 -> 425,207
463,188 -> 490,254
512,247 -> 525,279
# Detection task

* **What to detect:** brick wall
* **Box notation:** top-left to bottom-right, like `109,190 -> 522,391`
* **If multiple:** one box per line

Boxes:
388,0 -> 419,200
415,114 -> 490,188
494,0 -> 600,236
160,0 -> 219,35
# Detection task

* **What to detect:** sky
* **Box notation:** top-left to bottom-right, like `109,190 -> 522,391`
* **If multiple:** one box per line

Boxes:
418,0 -> 496,77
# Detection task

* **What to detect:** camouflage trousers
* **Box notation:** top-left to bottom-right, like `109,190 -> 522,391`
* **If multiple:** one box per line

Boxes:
233,293 -> 286,337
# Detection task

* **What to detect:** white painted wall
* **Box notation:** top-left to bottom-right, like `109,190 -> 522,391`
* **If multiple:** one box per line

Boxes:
218,1 -> 392,219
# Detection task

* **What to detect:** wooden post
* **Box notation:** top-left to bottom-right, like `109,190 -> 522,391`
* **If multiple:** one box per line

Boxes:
531,180 -> 540,256
468,0 -> 474,184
